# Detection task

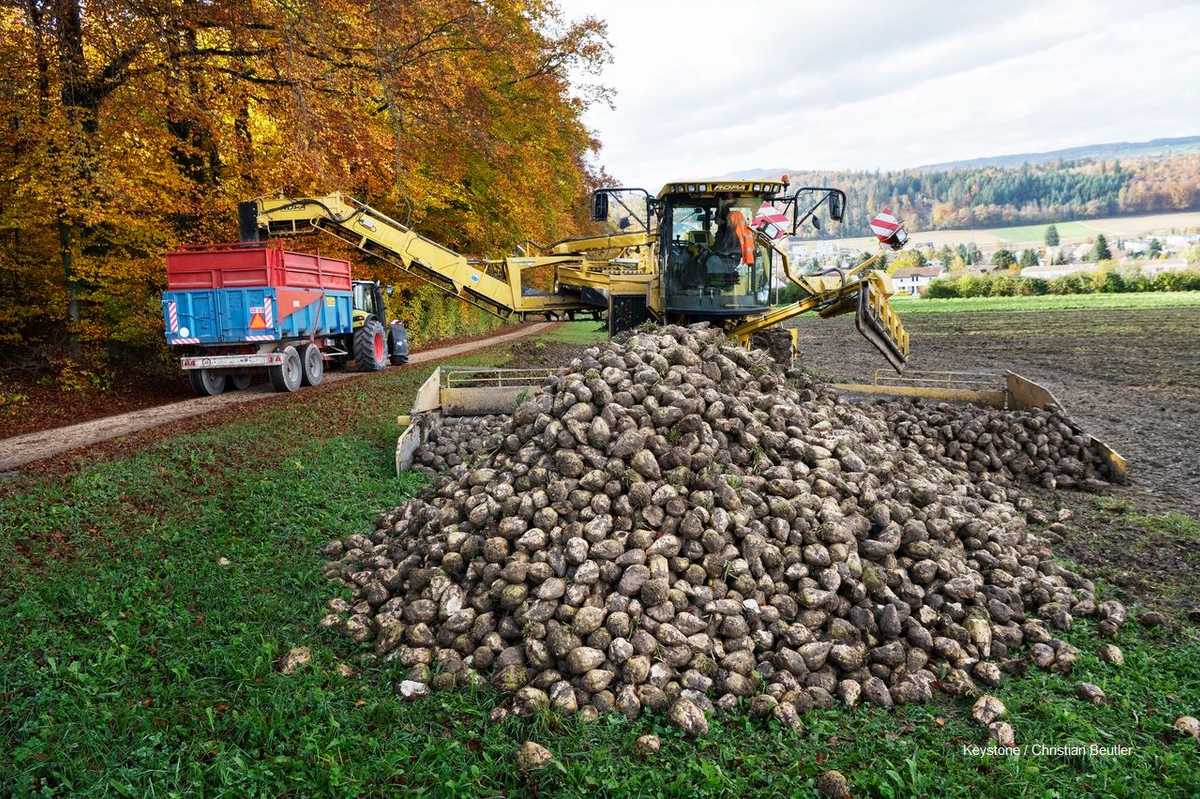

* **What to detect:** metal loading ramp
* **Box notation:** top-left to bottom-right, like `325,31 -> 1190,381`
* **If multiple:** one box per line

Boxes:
396,366 -> 565,474
833,370 -> 1128,482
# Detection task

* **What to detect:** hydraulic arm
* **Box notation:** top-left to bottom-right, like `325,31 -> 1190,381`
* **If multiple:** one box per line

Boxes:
729,247 -> 910,371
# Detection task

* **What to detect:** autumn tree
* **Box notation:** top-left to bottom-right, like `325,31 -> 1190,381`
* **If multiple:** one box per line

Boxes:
991,249 -> 1016,269
0,1 -> 610,377
886,249 -> 927,275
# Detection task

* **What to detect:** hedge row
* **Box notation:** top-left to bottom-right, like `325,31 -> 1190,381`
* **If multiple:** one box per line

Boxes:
388,285 -> 504,348
925,269 -> 1200,298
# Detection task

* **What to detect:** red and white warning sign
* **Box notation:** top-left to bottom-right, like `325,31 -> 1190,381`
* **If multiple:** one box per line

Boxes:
869,208 -> 900,239
753,204 -> 790,239
249,306 -> 268,330
870,207 -> 908,249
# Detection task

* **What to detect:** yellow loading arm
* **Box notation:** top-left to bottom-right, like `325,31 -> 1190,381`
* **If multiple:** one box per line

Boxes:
730,245 -> 910,372
248,193 -> 591,321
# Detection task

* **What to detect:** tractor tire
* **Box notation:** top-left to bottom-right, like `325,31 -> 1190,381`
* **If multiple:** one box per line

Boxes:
188,369 -> 227,397
354,319 -> 388,372
228,373 -> 252,391
268,345 -> 303,392
299,343 -> 324,386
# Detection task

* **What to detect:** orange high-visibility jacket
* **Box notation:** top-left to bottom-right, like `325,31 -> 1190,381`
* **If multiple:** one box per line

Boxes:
728,211 -> 755,265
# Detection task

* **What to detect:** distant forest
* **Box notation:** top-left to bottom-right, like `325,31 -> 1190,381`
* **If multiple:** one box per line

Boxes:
783,155 -> 1200,238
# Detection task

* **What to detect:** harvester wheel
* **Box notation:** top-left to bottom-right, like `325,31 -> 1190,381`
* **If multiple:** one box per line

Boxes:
354,320 -> 388,372
268,345 -> 303,392
188,369 -> 227,397
228,373 -> 252,391
299,343 -> 324,386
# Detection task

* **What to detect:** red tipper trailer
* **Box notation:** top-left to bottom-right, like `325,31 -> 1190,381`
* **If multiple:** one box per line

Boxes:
165,242 -> 352,292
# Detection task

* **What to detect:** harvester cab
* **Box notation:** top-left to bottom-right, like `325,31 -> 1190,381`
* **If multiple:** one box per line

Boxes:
589,180 -> 909,371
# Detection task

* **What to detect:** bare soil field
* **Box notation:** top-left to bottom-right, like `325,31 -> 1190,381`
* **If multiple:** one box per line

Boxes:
793,305 -> 1200,611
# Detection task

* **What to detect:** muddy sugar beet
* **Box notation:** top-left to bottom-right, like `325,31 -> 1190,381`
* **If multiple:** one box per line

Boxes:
320,324 -> 1121,737
412,415 -> 508,473
875,400 -> 1116,490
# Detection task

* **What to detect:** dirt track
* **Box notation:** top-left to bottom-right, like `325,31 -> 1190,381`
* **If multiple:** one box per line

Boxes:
0,322 -> 554,473
793,306 -> 1200,517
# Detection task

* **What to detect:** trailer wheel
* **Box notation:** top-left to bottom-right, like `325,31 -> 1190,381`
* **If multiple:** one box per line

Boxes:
268,345 -> 303,392
354,319 -> 388,371
299,343 -> 324,386
229,373 -> 252,391
188,369 -> 227,397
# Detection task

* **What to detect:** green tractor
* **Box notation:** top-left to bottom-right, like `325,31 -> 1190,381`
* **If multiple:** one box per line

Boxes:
350,279 -> 409,371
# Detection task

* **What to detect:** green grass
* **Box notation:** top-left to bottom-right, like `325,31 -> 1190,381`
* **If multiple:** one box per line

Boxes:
991,221 -> 1093,244
890,291 -> 1200,314
1095,496 -> 1200,542
539,320 -> 609,346
2,329 -> 1200,797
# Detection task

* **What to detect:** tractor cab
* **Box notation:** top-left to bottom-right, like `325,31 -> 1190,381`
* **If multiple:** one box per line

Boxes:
352,279 -> 387,325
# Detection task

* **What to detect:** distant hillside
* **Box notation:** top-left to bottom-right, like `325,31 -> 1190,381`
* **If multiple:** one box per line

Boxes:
725,135 -> 1200,179
723,138 -> 1200,238
916,136 -> 1200,172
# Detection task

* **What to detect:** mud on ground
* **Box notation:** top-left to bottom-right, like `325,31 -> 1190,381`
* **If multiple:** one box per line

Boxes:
791,305 -> 1200,614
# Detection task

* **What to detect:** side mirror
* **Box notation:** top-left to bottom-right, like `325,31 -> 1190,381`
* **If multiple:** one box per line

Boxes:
828,192 -> 845,222
592,191 -> 609,222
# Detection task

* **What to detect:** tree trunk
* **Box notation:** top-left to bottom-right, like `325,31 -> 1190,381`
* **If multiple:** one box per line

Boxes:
57,218 -> 80,355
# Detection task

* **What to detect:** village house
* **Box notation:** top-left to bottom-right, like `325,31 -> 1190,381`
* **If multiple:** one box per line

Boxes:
891,265 -> 944,296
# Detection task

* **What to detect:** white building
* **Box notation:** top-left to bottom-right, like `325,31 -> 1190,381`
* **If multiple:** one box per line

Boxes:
891,266 -> 944,296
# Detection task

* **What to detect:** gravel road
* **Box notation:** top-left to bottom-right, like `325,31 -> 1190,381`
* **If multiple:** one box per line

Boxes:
0,323 -> 555,472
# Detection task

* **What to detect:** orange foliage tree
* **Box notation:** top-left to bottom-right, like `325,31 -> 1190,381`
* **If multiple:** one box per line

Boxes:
0,0 -> 609,376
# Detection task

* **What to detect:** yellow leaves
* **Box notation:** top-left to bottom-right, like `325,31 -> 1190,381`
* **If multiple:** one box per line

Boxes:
3,0 -> 609,362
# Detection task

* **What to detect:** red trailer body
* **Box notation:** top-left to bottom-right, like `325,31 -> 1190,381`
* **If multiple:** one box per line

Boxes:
165,242 -> 352,292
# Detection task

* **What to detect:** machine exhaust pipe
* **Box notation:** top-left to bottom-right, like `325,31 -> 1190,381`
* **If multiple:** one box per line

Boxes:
237,201 -> 261,242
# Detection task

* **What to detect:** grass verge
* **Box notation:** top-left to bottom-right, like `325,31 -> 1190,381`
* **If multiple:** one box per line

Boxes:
2,330 -> 1199,797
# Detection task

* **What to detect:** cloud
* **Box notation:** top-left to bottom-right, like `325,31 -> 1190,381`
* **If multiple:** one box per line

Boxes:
560,0 -> 1200,186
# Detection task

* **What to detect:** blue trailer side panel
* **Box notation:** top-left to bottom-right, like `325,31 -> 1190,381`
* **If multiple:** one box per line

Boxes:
164,287 -> 354,347
217,287 -> 276,341
163,291 -> 220,344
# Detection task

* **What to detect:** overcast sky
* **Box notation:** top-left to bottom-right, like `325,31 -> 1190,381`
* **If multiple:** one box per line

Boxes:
558,0 -> 1200,187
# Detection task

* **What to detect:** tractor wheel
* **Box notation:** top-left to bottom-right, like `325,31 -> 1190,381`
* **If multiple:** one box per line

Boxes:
228,373 -> 252,391
188,369 -> 227,397
299,343 -> 324,386
354,320 -> 388,371
268,345 -> 303,392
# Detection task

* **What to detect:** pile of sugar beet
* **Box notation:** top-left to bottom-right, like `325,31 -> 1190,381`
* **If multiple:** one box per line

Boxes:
320,324 -> 1129,737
